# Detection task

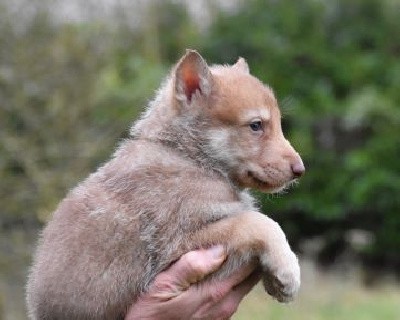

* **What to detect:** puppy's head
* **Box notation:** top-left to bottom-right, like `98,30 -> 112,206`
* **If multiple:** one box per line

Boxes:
173,50 -> 305,193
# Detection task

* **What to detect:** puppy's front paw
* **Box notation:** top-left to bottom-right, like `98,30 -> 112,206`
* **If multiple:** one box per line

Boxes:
261,250 -> 300,303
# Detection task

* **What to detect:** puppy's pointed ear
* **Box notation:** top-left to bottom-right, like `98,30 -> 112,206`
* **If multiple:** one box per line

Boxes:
234,57 -> 250,74
174,50 -> 212,105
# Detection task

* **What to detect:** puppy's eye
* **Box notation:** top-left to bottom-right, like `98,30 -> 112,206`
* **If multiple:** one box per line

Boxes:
249,120 -> 263,132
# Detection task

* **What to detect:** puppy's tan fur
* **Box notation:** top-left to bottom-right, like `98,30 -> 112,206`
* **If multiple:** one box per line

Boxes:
26,50 -> 304,319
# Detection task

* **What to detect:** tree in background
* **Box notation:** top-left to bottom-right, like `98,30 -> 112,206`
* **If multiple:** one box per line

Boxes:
1,0 -> 399,273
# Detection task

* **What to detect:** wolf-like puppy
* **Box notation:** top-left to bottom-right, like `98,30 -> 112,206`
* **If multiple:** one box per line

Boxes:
26,50 -> 305,319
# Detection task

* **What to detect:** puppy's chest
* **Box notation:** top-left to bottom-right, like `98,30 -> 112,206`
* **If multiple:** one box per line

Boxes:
135,174 -> 257,232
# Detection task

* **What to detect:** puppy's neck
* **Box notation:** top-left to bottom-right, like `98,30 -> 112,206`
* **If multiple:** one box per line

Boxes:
136,114 -> 232,181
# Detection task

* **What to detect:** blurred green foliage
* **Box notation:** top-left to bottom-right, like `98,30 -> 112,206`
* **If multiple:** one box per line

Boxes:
201,0 -> 400,268
0,0 -> 399,269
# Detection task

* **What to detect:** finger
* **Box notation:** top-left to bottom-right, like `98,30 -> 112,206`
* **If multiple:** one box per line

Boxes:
172,246 -> 227,286
232,268 -> 262,298
149,246 -> 226,298
219,259 -> 258,290
205,270 -> 262,320
194,260 -> 258,306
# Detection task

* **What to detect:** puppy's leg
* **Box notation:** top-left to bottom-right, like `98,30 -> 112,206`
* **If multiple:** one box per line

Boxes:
191,211 -> 300,302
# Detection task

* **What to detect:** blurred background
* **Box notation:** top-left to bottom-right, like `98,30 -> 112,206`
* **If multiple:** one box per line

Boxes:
0,0 -> 399,319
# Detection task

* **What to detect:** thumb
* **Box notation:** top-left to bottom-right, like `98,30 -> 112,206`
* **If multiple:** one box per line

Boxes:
149,246 -> 226,300
172,246 -> 227,287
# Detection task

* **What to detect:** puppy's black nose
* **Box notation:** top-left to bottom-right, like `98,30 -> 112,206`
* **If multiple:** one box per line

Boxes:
291,161 -> 305,178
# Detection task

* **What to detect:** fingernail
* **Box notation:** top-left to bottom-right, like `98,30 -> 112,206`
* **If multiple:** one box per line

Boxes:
208,245 -> 225,260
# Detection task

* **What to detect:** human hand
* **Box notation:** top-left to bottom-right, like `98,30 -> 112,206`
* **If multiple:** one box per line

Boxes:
125,246 -> 261,320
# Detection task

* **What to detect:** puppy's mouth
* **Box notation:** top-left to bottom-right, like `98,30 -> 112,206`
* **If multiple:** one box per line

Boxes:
247,171 -> 284,192
246,171 -> 299,194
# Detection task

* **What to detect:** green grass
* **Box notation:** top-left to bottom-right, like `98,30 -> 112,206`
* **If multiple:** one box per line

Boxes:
234,262 -> 400,320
